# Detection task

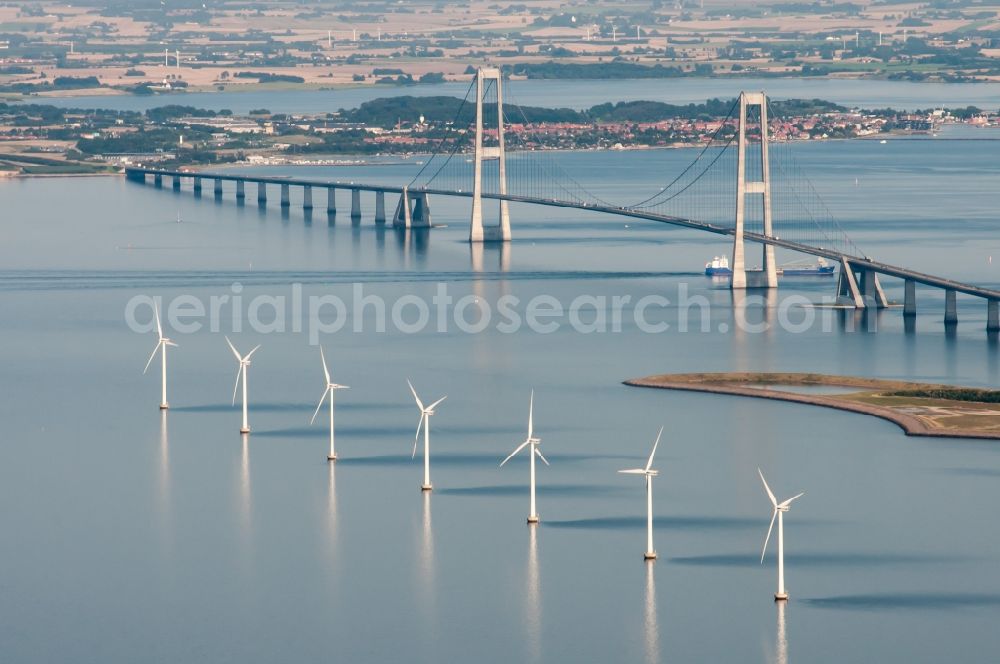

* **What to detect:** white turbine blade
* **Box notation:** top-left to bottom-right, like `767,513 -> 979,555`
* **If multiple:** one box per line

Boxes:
225,336 -> 241,362
154,302 -> 164,340
618,468 -> 646,475
319,346 -> 331,385
412,413 -> 424,459
407,379 -> 425,411
758,467 -> 778,508
143,340 -> 161,374
231,366 -> 242,406
310,387 -> 330,425
534,447 -> 550,466
500,439 -> 531,467
527,389 -> 534,440
164,340 -> 178,347
427,395 -> 447,411
761,509 -> 778,564
645,426 -> 663,472
778,492 -> 805,509
244,344 -> 261,362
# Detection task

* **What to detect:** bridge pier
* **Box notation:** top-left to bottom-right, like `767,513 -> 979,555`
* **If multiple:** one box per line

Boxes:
837,257 -> 865,308
257,182 -> 267,206
193,177 -> 202,195
327,187 -> 336,214
302,185 -> 313,210
214,178 -> 223,198
412,192 -> 431,227
351,189 -> 361,221
171,175 -> 181,191
394,188 -> 412,228
280,183 -> 290,208
154,174 -> 163,188
944,289 -> 958,325
903,279 -> 916,316
236,180 -> 245,200
860,269 -> 888,308
988,300 -> 999,332
374,191 -> 386,223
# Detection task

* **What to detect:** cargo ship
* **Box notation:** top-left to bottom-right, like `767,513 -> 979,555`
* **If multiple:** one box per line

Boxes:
705,256 -> 835,277
704,256 -> 731,276
777,258 -> 835,276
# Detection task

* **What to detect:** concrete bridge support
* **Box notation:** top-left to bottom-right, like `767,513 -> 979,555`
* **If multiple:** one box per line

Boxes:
988,300 -> 999,332
837,257 -> 865,308
302,185 -> 313,210
236,180 -> 245,200
413,192 -> 431,227
172,175 -> 181,191
394,188 -> 412,228
327,187 -> 336,214
393,188 -> 432,228
351,189 -> 361,221
903,279 -> 916,316
731,91 -> 777,290
257,182 -> 267,206
280,183 -> 290,208
154,174 -> 163,188
944,290 -> 958,325
469,67 -> 511,242
375,191 -> 386,223
214,178 -> 223,197
860,269 -> 888,308
193,177 -> 202,194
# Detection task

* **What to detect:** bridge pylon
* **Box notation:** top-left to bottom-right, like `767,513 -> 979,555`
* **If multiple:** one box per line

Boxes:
731,91 -> 778,290
469,67 -> 511,243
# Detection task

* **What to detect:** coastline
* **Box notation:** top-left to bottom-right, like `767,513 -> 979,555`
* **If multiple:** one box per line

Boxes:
625,373 -> 1000,440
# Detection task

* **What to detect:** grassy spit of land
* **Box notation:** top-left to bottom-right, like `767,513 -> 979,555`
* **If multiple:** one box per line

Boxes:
626,372 -> 1000,439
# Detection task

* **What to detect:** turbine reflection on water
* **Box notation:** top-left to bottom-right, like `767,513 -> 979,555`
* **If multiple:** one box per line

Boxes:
644,561 -> 659,664
776,600 -> 787,664
526,524 -> 541,663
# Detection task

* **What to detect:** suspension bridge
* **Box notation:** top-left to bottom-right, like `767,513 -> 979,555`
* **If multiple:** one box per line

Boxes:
125,67 -> 1000,332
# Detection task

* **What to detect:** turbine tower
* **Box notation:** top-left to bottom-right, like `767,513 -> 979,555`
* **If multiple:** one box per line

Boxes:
500,390 -> 549,524
407,380 -> 447,491
226,337 -> 260,434
618,427 -> 663,560
143,303 -> 177,410
758,468 -> 805,601
310,347 -> 349,462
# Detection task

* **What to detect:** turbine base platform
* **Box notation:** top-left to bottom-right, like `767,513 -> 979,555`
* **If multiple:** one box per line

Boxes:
240,427 -> 250,434
527,515 -> 539,524
327,454 -> 338,462
421,484 -> 433,492
774,592 -> 788,601
159,403 -> 169,410
644,551 -> 658,560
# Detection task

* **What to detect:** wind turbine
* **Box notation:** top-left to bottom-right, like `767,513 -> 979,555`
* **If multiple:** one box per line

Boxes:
758,468 -> 805,601
310,347 -> 349,462
226,337 -> 260,434
618,427 -> 663,560
143,303 -> 177,410
500,390 -> 548,524
407,379 -> 446,491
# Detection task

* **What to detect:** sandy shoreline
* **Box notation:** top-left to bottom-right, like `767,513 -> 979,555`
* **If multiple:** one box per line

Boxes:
625,373 -> 1000,440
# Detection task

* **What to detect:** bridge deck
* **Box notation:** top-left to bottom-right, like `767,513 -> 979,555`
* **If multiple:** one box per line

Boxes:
125,167 -> 1000,301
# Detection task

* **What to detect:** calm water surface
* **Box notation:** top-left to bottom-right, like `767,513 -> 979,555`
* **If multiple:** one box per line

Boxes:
28,77 -> 1000,113
1,132 -> 1000,663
